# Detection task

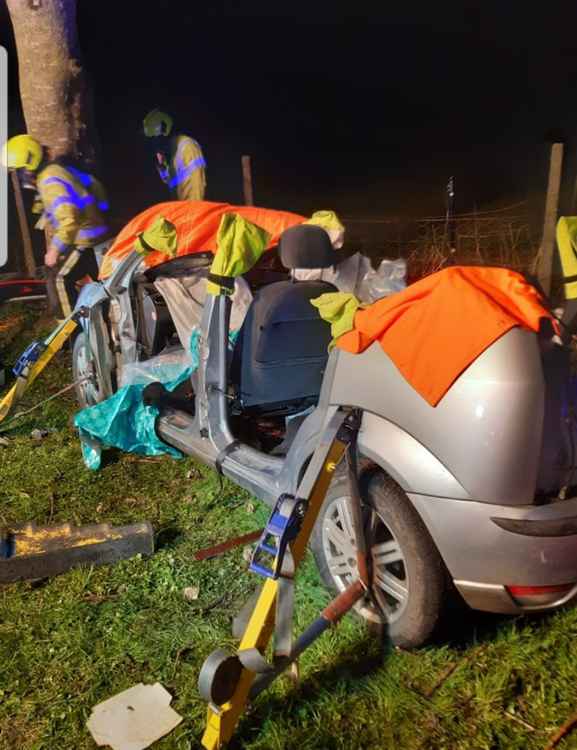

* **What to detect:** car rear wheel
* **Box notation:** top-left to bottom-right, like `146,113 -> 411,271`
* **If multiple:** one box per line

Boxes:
72,332 -> 102,408
311,466 -> 449,648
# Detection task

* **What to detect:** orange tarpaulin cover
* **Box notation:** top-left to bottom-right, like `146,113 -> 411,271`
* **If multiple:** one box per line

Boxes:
99,200 -> 306,279
336,266 -> 558,407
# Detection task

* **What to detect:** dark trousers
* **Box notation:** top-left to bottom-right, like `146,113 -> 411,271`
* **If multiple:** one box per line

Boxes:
55,247 -> 99,317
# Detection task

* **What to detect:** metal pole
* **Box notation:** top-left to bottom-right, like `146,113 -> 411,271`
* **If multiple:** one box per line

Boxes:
249,579 -> 365,699
536,142 -> 564,296
9,170 -> 36,276
241,155 -> 254,206
446,176 -> 456,263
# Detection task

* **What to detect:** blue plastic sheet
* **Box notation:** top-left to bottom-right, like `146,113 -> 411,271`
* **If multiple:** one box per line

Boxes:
75,331 -> 214,470
79,428 -> 103,470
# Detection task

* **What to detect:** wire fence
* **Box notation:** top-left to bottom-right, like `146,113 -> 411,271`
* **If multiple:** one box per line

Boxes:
3,196 -> 541,286
342,202 -> 538,281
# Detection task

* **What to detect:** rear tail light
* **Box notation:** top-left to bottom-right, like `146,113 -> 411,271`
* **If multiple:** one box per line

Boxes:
506,583 -> 574,607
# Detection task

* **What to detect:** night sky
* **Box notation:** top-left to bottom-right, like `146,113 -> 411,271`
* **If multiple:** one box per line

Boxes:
2,2 -> 577,221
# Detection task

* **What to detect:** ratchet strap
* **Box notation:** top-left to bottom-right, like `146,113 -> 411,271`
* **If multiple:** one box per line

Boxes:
0,312 -> 80,424
199,408 -> 373,750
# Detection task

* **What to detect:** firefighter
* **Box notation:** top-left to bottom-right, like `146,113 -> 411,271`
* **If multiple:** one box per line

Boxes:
2,134 -> 113,316
142,109 -> 207,202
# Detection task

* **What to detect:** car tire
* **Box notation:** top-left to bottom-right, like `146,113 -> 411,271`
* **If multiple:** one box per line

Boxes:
72,331 -> 103,408
311,466 -> 449,649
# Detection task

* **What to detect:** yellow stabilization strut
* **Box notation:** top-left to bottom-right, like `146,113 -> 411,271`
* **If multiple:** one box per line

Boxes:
201,429 -> 348,750
0,317 -> 78,423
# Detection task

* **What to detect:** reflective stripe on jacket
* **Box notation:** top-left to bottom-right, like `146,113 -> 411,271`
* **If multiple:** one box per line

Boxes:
37,163 -> 112,251
159,135 -> 206,202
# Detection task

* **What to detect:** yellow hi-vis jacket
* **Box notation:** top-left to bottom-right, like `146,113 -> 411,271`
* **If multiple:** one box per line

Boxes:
37,163 -> 112,253
557,217 -> 577,300
157,134 -> 207,202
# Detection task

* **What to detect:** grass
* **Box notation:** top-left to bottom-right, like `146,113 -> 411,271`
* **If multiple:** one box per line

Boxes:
2,303 -> 577,749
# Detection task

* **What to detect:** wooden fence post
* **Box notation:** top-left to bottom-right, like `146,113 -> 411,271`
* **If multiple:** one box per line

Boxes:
241,155 -> 254,206
571,148 -> 577,213
43,226 -> 60,315
535,142 -> 564,296
10,170 -> 36,276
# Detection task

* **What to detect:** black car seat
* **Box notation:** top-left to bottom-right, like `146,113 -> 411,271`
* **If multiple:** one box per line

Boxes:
231,224 -> 337,414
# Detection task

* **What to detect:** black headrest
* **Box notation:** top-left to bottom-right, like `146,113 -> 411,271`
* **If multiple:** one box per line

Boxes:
278,224 -> 335,270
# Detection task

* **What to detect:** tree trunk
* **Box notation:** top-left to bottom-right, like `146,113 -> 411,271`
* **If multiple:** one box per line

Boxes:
7,0 -> 100,313
6,0 -> 99,169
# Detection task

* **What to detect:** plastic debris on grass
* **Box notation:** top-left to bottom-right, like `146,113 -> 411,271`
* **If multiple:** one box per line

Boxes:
86,682 -> 182,750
